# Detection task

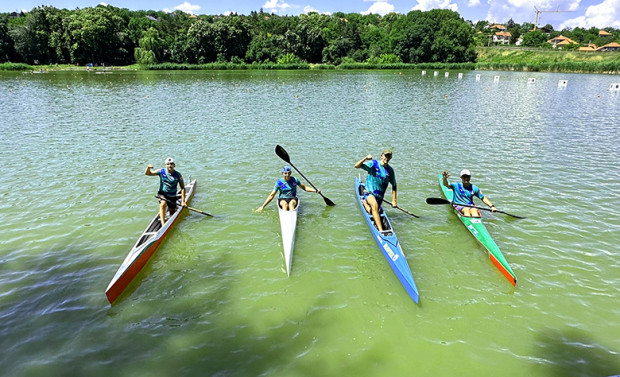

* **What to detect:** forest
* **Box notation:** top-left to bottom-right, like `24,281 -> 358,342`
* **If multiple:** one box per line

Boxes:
0,5 -> 618,67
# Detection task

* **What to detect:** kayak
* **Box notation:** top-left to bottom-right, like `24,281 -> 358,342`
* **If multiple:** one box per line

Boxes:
277,198 -> 298,276
105,179 -> 197,303
438,173 -> 517,286
355,177 -> 419,303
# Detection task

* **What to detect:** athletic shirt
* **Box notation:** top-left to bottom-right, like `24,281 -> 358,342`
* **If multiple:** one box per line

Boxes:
274,177 -> 301,199
156,169 -> 183,196
449,182 -> 485,205
361,160 -> 396,200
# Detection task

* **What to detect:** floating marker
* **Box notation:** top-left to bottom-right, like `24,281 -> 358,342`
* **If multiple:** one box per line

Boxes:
434,71 -> 439,77
610,83 -> 620,91
444,72 -> 449,78
558,80 -> 568,88
476,74 -> 481,81
494,75 -> 500,83
458,73 -> 463,79
422,70 -> 426,76
528,78 -> 536,85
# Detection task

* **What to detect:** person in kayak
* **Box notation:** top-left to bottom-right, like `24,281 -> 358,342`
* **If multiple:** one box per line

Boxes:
354,149 -> 397,233
441,169 -> 496,217
256,165 -> 320,212
145,157 -> 186,226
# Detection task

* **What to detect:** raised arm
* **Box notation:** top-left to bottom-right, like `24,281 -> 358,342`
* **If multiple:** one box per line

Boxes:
441,170 -> 451,189
145,164 -> 157,176
355,155 -> 372,169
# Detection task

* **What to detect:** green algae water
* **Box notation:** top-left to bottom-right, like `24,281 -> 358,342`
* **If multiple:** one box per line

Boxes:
1,69 -> 619,377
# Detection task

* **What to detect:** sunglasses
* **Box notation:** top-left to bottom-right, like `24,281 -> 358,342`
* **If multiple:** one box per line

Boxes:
383,154 -> 392,159
461,175 -> 471,179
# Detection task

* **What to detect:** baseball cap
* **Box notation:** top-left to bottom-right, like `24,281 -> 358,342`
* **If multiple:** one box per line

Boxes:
165,157 -> 175,165
282,165 -> 292,173
382,149 -> 393,156
460,169 -> 471,177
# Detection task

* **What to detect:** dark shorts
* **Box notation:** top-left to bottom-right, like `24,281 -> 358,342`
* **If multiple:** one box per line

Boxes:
278,197 -> 298,204
158,192 -> 179,211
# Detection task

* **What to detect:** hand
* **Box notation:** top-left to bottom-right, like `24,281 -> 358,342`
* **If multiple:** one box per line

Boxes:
181,201 -> 187,208
147,164 -> 154,169
442,170 -> 450,178
316,188 -> 321,194
365,154 -> 372,161
490,205 -> 497,212
255,207 -> 263,213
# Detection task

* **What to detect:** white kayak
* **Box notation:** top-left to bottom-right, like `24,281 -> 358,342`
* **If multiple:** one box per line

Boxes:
277,198 -> 299,276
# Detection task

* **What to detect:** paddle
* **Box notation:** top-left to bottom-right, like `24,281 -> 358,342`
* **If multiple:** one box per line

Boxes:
155,195 -> 213,217
425,197 -> 526,219
275,145 -> 335,206
384,202 -> 420,218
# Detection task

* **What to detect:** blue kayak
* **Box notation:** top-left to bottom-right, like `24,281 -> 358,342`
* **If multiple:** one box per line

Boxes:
355,177 -> 419,303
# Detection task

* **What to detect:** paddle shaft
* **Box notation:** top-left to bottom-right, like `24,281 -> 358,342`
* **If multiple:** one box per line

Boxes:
275,145 -> 335,206
426,197 -> 525,219
155,196 -> 213,217
384,202 -> 419,218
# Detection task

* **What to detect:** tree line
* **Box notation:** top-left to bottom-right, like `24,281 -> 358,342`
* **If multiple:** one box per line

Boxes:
1,6 -> 617,67
0,6 -> 478,66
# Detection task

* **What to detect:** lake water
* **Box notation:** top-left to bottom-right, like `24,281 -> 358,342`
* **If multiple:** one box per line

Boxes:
1,69 -> 619,377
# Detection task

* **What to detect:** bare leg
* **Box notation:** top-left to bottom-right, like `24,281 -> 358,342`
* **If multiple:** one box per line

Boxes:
366,195 -> 383,232
288,199 -> 297,211
280,199 -> 289,211
159,201 -> 167,227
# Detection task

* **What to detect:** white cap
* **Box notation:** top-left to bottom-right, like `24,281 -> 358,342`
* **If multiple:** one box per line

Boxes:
460,169 -> 471,177
165,157 -> 175,165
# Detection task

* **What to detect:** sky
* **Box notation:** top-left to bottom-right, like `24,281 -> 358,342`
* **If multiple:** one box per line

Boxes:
2,0 -> 619,30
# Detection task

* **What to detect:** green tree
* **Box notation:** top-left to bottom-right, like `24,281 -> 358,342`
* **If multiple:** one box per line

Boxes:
521,30 -> 549,47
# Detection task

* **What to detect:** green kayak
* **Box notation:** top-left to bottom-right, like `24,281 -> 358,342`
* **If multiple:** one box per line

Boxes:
438,173 -> 517,286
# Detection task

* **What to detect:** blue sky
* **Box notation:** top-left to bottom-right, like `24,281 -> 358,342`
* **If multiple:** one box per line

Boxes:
2,0 -> 619,29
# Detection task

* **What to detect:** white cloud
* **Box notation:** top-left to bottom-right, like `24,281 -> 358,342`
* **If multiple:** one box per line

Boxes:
411,0 -> 458,12
560,0 -> 620,28
362,1 -> 396,15
263,0 -> 291,13
99,2 -> 108,6
303,5 -> 331,15
174,1 -> 201,15
468,0 -> 481,6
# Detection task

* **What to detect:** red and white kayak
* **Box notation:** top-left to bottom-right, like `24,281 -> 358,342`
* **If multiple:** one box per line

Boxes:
105,179 -> 196,304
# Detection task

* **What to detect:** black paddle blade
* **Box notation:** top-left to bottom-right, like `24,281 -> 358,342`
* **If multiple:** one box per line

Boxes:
275,145 -> 291,163
426,197 -> 450,205
322,195 -> 336,206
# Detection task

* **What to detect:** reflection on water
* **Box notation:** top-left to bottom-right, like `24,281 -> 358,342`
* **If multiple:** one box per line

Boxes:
1,70 -> 619,377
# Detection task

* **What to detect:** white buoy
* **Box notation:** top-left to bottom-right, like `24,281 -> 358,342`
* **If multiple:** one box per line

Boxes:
475,74 -> 481,81
494,75 -> 500,83
558,80 -> 568,88
434,71 -> 439,77
444,72 -> 449,78
528,78 -> 536,85
609,83 -> 620,91
458,73 -> 463,79
422,70 -> 426,75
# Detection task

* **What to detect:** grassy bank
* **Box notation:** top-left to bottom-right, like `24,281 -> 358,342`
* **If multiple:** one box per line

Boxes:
476,47 -> 620,74
2,48 -> 619,74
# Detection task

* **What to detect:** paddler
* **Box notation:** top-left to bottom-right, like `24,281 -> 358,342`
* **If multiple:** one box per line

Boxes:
441,169 -> 496,217
256,165 -> 321,212
354,149 -> 397,233
145,157 -> 186,226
